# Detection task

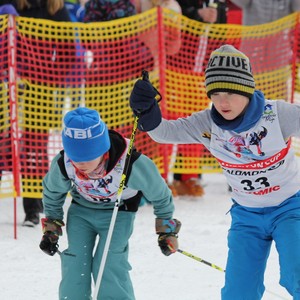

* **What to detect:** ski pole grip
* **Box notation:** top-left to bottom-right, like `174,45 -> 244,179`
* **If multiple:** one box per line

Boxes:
141,70 -> 162,102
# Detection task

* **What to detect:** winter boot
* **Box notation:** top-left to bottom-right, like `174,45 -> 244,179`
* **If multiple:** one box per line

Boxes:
172,178 -> 205,197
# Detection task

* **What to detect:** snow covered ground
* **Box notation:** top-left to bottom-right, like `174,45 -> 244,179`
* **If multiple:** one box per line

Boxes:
0,173 -> 291,299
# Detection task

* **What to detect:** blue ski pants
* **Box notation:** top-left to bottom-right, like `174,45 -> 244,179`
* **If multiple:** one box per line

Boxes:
221,192 -> 300,300
59,202 -> 136,300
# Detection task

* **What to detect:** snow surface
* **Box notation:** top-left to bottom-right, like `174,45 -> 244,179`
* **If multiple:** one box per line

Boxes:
0,173 -> 291,300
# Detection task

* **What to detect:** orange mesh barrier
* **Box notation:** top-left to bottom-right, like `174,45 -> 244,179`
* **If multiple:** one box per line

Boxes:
1,10 -> 300,199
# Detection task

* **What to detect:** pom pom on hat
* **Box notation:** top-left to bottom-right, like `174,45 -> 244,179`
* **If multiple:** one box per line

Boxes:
62,107 -> 110,162
205,44 -> 255,98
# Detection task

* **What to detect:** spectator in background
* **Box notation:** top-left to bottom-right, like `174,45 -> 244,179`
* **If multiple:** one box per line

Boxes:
169,0 -> 227,197
83,0 -> 136,22
12,0 -> 71,20
230,0 -> 300,101
0,4 -> 19,192
82,0 -> 137,107
230,0 -> 300,25
177,0 -> 226,23
134,0 -> 182,70
65,0 -> 87,22
132,0 -> 182,198
6,0 -> 73,227
226,0 -> 241,25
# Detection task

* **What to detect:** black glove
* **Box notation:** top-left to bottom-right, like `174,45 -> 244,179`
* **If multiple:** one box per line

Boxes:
39,218 -> 64,256
130,79 -> 162,131
155,218 -> 181,256
40,233 -> 59,256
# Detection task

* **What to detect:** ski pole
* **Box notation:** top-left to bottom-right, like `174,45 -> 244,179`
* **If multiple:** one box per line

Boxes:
93,70 -> 150,300
177,249 -> 225,272
178,250 -> 289,300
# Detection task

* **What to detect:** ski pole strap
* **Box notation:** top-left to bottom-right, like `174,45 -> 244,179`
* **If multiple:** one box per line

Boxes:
177,249 -> 225,272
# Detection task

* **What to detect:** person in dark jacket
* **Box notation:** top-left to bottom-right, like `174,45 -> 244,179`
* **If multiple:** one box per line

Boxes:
13,0 -> 71,20
177,0 -> 226,23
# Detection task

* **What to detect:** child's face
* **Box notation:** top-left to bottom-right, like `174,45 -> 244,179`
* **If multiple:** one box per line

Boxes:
210,92 -> 250,120
72,156 -> 103,174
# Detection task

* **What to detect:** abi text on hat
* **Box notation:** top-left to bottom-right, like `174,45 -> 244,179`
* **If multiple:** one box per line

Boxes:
62,107 -> 111,163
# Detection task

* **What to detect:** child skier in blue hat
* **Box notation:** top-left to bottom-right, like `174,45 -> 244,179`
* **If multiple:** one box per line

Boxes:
130,44 -> 300,299
39,107 -> 181,299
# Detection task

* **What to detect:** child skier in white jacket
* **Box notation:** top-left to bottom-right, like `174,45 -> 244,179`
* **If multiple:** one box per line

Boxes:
129,44 -> 300,299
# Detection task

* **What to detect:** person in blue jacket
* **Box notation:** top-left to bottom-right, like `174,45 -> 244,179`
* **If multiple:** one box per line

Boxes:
39,106 -> 181,300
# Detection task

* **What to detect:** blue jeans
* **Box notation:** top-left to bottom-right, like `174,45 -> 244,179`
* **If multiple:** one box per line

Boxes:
222,192 -> 300,300
59,203 -> 136,300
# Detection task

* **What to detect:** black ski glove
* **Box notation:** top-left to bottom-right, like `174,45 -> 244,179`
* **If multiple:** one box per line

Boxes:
39,218 -> 64,256
130,79 -> 162,131
155,218 -> 181,256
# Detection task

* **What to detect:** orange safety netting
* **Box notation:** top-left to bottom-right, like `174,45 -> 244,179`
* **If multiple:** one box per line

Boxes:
0,9 -> 300,199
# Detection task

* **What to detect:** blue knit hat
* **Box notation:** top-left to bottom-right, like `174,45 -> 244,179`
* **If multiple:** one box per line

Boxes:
62,107 -> 110,162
